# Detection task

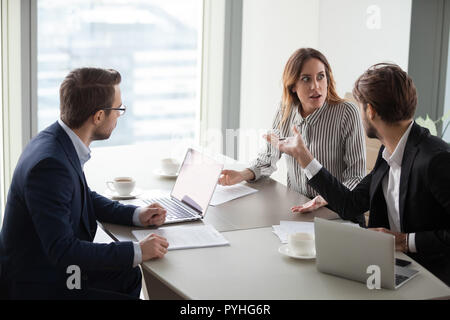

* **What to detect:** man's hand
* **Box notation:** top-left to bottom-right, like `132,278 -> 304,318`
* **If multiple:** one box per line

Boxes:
139,233 -> 169,261
291,195 -> 328,214
370,228 -> 408,252
263,125 -> 314,168
138,202 -> 166,227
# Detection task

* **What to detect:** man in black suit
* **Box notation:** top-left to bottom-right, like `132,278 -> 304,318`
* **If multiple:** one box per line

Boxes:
266,63 -> 450,286
0,68 -> 169,299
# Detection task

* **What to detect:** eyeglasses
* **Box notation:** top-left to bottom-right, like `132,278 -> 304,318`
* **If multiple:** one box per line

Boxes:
98,104 -> 127,116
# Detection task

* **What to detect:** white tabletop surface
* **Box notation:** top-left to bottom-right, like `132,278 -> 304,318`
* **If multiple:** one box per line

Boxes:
86,143 -> 450,300
101,223 -> 450,300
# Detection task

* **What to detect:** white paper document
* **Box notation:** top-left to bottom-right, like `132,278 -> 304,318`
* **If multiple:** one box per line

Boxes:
210,183 -> 258,206
132,224 -> 229,250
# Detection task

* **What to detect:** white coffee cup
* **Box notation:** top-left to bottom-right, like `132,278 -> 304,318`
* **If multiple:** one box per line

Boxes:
160,158 -> 180,175
106,177 -> 136,196
288,232 -> 315,256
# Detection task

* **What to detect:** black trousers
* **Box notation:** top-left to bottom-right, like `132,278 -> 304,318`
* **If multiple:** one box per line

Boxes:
4,267 -> 142,300
84,266 -> 143,299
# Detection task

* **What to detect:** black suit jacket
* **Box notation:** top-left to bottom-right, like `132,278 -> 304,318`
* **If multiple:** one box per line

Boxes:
308,122 -> 450,285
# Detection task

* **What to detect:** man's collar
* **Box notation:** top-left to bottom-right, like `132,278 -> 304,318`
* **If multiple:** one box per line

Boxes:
382,121 -> 414,167
57,118 -> 91,169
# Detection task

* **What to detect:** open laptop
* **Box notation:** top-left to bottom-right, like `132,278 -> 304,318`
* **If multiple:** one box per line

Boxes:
314,218 -> 419,290
142,148 -> 223,224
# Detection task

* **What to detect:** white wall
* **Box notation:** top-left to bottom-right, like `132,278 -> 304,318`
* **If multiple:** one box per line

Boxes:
318,0 -> 412,97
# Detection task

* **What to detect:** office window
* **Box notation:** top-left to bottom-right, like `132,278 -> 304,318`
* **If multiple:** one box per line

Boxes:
37,0 -> 202,147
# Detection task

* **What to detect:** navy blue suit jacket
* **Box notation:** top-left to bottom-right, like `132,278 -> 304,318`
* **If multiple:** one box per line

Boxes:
0,122 -> 138,295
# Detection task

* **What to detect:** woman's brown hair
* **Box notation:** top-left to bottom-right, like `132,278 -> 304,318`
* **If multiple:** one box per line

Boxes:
281,48 -> 343,124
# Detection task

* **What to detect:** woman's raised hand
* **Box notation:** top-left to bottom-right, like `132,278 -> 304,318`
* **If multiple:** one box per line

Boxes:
291,195 -> 328,214
263,126 -> 313,169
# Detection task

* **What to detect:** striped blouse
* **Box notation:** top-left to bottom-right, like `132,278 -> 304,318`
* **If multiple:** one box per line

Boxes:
248,101 -> 366,198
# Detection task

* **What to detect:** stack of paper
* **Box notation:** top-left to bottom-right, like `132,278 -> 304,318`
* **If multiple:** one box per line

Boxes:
210,183 -> 258,206
132,224 -> 229,250
272,221 -> 315,244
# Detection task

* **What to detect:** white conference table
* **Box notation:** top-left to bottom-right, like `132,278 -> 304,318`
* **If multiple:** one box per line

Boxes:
85,143 -> 450,300
102,223 -> 450,300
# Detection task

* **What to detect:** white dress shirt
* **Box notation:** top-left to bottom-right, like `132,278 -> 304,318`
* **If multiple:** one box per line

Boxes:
304,121 -> 417,252
58,119 -> 143,266
380,121 -> 416,252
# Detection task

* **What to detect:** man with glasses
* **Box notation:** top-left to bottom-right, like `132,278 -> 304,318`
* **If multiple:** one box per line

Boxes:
0,68 -> 168,299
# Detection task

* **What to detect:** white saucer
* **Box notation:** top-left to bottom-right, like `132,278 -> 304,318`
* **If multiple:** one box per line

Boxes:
278,244 -> 316,259
153,168 -> 178,179
105,188 -> 143,200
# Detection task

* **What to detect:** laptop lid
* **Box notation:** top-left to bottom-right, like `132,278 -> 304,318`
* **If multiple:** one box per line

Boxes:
314,218 -> 396,289
170,148 -> 223,217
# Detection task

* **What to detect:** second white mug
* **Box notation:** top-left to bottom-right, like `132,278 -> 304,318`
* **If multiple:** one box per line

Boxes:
160,158 -> 180,175
106,177 -> 136,196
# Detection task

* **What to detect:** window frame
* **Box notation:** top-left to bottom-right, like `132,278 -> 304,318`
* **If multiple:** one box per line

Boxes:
1,0 -> 35,219
408,0 -> 450,137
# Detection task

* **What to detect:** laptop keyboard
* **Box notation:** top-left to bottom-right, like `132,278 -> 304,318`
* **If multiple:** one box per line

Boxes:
143,197 -> 197,221
395,274 -> 409,286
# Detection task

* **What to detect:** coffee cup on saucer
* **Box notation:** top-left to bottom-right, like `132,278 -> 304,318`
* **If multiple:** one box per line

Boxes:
287,232 -> 315,257
106,177 -> 136,197
160,158 -> 180,175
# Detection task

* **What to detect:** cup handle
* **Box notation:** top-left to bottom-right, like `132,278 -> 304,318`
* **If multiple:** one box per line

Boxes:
106,181 -> 116,192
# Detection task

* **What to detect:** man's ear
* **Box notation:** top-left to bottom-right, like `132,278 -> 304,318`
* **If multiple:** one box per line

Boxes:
92,110 -> 105,125
366,103 -> 376,120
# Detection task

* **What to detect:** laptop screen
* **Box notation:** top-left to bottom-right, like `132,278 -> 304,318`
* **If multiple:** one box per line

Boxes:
170,148 -> 223,215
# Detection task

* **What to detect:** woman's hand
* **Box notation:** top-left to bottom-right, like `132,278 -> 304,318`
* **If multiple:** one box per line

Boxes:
291,195 -> 328,214
263,125 -> 314,168
218,169 -> 255,186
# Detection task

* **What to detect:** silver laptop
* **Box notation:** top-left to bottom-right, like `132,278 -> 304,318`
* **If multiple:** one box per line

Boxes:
314,218 -> 419,290
142,148 -> 223,224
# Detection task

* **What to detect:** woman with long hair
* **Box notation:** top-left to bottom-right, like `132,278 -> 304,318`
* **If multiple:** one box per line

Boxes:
219,48 -> 366,222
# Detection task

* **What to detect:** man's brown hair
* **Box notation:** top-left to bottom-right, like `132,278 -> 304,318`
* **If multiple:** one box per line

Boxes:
352,63 -> 417,123
60,68 -> 121,129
